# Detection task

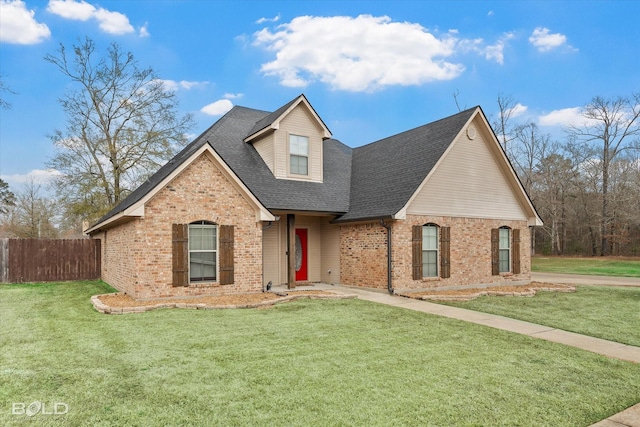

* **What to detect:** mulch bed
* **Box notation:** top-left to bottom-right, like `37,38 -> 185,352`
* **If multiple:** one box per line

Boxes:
91,290 -> 353,314
92,282 -> 577,313
400,282 -> 575,301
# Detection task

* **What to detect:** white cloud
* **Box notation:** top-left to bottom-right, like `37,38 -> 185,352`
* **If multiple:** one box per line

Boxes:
47,0 -> 94,20
509,103 -> 528,118
139,22 -> 150,37
539,107 -> 602,127
223,93 -> 242,99
529,27 -> 570,52
156,79 -> 208,91
458,31 -> 514,65
1,169 -> 62,186
93,7 -> 133,34
201,99 -> 234,116
0,0 -> 51,44
253,14 -> 465,92
256,14 -> 280,24
47,0 -> 134,35
484,32 -> 514,65
539,107 -> 586,127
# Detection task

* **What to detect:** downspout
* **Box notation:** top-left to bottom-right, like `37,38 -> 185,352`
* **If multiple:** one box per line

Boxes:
380,219 -> 394,294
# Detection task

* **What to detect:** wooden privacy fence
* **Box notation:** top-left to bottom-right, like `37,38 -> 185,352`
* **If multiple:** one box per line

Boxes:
0,238 -> 101,283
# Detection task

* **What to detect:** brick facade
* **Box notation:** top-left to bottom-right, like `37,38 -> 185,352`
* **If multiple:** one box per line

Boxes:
339,216 -> 531,291
95,152 -> 263,299
94,155 -> 532,298
340,222 -> 388,289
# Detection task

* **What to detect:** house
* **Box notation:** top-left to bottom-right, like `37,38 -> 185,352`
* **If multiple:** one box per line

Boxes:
86,94 -> 542,299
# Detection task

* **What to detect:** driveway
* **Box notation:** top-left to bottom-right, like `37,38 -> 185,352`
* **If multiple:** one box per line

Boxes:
532,272 -> 640,287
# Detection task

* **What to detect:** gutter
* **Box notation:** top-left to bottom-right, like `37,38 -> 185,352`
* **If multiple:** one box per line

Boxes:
380,219 -> 394,294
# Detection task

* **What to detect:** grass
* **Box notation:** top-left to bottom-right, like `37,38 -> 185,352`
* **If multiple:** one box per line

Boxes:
442,285 -> 640,347
532,256 -> 640,277
1,282 -> 640,426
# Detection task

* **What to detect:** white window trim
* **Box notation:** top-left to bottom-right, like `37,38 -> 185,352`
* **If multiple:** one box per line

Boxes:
498,227 -> 511,273
288,133 -> 309,177
422,224 -> 439,278
188,222 -> 218,283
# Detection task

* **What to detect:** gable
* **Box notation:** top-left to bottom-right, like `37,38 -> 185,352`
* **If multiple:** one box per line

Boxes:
405,114 -> 537,224
251,101 -> 325,183
334,107 -> 477,223
86,144 -> 274,233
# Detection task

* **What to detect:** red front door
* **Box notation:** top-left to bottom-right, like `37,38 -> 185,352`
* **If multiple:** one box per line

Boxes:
295,229 -> 308,281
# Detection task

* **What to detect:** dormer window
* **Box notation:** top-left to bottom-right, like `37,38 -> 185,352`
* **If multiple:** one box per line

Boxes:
289,134 -> 309,176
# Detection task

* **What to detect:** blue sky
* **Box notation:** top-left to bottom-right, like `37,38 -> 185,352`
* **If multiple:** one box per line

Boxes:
1,0 -> 639,191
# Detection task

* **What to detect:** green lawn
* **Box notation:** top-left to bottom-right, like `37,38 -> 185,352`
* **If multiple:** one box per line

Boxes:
532,256 -> 640,277
2,282 -> 640,426
441,285 -> 640,347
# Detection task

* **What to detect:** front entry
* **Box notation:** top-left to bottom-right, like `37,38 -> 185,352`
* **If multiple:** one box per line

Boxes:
295,228 -> 308,281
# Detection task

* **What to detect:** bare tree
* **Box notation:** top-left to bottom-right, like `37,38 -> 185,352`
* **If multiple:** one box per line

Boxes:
492,93 -> 518,153
0,179 -> 58,238
535,153 -> 575,255
0,75 -> 16,109
45,37 -> 194,222
452,89 -> 465,112
511,122 -> 552,196
567,93 -> 640,255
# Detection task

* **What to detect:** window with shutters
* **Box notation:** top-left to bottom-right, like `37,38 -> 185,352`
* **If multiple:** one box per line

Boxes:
173,222 -> 234,287
498,226 -> 511,273
189,221 -> 217,282
422,224 -> 438,277
412,224 -> 450,280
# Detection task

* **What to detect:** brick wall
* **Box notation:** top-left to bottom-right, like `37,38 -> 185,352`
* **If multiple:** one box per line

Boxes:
339,216 -> 531,291
95,152 -> 263,299
340,222 -> 388,289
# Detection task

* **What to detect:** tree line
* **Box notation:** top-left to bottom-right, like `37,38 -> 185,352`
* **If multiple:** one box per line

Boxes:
493,93 -> 640,256
1,38 -> 638,257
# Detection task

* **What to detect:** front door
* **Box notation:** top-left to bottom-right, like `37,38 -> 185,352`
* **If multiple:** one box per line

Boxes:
295,228 -> 308,281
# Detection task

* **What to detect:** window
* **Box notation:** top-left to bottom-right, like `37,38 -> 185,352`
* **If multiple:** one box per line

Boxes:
498,227 -> 510,273
422,224 -> 439,277
189,221 -> 217,282
289,134 -> 309,175
412,224 -> 450,280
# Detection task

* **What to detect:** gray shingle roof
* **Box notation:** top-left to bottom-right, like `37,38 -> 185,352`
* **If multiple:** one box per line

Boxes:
92,96 -> 476,229
335,107 -> 476,222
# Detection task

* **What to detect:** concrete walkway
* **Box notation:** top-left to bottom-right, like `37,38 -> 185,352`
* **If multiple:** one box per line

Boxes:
284,276 -> 640,426
319,284 -> 640,364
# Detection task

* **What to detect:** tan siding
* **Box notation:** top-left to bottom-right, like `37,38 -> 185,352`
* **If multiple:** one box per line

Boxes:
279,219 -> 288,285
274,128 -> 288,178
321,222 -> 341,283
407,119 -> 527,220
253,133 -> 275,174
278,105 -> 324,182
262,221 -> 281,288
